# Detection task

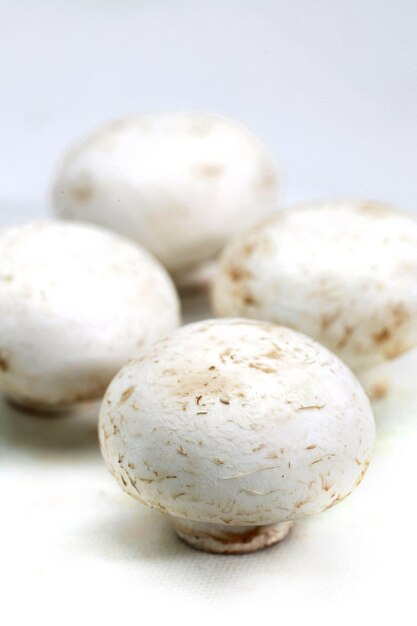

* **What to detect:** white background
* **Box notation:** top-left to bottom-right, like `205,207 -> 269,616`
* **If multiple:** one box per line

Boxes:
1,1 -> 417,624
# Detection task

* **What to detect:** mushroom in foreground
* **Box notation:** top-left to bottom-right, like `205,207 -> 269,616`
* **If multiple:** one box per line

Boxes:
51,112 -> 280,287
0,220 -> 180,410
99,319 -> 374,554
212,200 -> 417,396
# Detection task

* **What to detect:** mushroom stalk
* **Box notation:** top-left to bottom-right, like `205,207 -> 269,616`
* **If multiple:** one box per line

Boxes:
171,518 -> 294,554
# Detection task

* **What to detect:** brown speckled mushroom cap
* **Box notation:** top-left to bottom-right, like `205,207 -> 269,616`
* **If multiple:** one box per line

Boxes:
212,200 -> 417,372
99,319 -> 374,527
52,112 -> 280,278
0,220 -> 180,408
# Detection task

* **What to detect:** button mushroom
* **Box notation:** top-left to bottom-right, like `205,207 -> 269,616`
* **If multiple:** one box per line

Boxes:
51,112 -> 280,285
99,318 -> 375,554
0,220 -> 180,410
212,200 -> 417,395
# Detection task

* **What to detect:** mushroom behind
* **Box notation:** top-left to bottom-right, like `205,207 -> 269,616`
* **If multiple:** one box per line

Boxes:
0,220 -> 180,410
51,112 -> 280,284
99,318 -> 375,554
212,200 -> 417,382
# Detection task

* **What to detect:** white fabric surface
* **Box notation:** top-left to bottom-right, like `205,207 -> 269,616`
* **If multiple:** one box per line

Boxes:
1,1 -> 417,623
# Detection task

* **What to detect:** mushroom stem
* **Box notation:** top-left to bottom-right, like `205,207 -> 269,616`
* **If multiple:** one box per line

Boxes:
171,517 -> 294,554
173,259 -> 218,296
5,393 -> 101,418
5,394 -> 70,416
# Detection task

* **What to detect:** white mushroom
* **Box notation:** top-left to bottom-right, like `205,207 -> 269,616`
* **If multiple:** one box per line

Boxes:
0,220 -> 180,410
99,318 -> 374,554
51,112 -> 280,284
212,200 -> 417,395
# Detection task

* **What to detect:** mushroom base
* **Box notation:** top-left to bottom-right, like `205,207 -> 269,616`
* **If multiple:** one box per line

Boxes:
5,393 -> 80,416
172,518 -> 294,554
173,259 -> 218,296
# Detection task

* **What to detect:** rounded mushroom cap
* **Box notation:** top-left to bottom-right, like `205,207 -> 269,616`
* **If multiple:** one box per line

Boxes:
213,200 -> 417,372
52,112 -> 279,276
0,220 -> 180,406
99,319 -> 374,527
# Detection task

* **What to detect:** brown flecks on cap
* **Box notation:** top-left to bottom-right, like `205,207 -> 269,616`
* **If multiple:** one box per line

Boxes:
356,202 -> 389,218
243,294 -> 258,307
71,184 -> 94,203
336,325 -> 354,349
392,303 -> 410,326
320,310 -> 341,332
172,492 -> 186,500
294,497 -> 311,509
384,340 -> 409,359
249,362 -> 275,374
118,385 -> 135,406
171,368 -> 242,399
321,477 -> 332,492
353,460 -> 370,487
227,266 -> 253,282
242,243 -> 256,257
219,398 -> 230,405
311,453 -> 336,465
373,327 -> 391,344
195,163 -> 225,177
177,446 -> 188,456
0,274 -> 13,282
324,493 -> 344,511
296,404 -> 325,411
266,451 -> 278,459
367,379 -> 389,400
219,348 -> 233,363
264,348 -> 281,359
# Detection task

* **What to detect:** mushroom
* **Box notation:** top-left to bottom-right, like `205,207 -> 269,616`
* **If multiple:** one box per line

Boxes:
51,112 -> 280,287
212,200 -> 417,396
99,318 -> 375,554
0,220 -> 180,410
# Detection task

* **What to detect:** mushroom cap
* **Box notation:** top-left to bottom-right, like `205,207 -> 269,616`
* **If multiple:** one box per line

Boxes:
99,319 -> 374,527
212,200 -> 417,372
52,112 -> 279,275
0,220 -> 180,406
